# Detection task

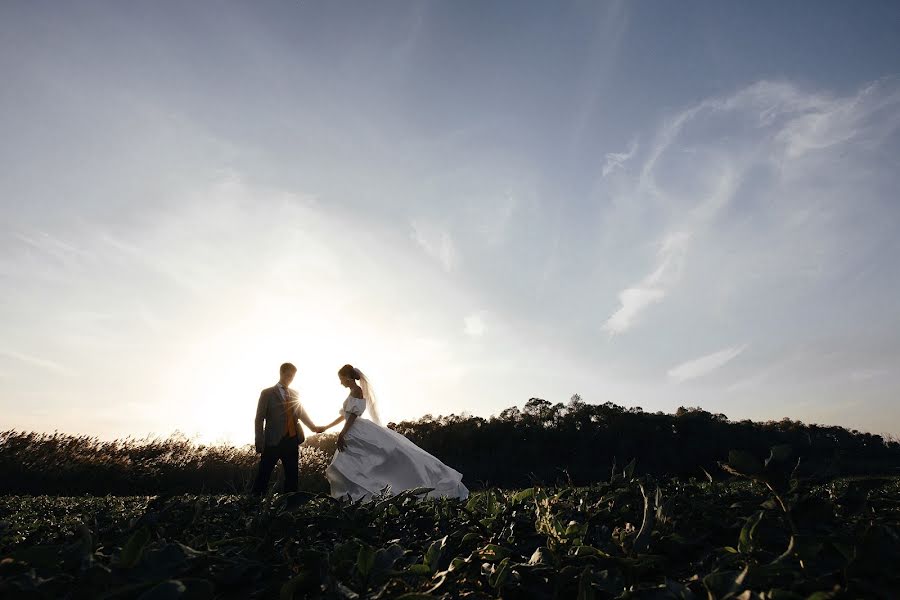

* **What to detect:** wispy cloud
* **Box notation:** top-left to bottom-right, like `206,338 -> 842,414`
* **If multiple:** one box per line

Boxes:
14,230 -> 89,264
3,0 -> 900,438
568,0 -> 630,149
725,351 -> 814,393
410,220 -> 459,271
849,368 -> 889,382
603,231 -> 689,334
96,231 -> 200,292
668,345 -> 747,383
0,349 -> 77,376
601,139 -> 638,177
601,77 -> 900,339
774,79 -> 900,159
603,288 -> 665,335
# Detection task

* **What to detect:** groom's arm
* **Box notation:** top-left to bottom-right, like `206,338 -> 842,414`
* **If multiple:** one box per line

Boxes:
254,391 -> 266,453
295,403 -> 319,433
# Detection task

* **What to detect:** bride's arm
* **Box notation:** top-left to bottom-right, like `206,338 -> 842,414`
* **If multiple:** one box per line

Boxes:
321,415 -> 345,431
336,414 -> 357,451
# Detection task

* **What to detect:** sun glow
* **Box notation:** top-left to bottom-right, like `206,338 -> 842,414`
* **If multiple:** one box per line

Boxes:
159,292 -> 417,445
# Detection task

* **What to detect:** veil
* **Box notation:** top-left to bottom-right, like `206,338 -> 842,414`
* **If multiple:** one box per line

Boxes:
353,368 -> 382,426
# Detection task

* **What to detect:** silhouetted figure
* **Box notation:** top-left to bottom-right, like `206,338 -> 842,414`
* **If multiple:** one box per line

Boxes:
317,364 -> 468,501
252,363 -> 318,495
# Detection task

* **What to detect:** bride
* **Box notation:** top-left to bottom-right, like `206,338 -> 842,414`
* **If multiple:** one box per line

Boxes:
315,364 -> 469,501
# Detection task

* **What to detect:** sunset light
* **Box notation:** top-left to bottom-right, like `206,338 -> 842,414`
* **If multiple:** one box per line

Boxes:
3,3 -> 900,596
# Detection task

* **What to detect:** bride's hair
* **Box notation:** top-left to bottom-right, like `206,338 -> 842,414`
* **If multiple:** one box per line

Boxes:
338,364 -> 381,425
338,364 -> 360,380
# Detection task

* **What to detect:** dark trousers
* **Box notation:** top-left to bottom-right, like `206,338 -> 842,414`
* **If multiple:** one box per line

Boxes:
252,435 -> 299,495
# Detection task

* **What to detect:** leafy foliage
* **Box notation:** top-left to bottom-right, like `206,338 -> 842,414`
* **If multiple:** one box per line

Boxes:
2,460 -> 899,598
3,403 -> 899,597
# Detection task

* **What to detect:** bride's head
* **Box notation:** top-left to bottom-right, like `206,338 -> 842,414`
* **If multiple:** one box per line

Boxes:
338,364 -> 360,388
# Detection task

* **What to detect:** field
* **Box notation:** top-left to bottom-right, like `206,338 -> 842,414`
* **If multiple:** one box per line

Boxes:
2,450 -> 899,599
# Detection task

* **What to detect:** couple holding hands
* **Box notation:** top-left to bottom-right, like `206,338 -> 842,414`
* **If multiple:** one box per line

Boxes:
253,362 -> 468,501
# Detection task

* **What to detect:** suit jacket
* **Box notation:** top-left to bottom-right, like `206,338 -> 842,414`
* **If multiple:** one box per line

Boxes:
255,385 -> 307,450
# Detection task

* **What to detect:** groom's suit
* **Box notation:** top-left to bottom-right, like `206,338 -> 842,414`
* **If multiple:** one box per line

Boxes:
252,383 -> 309,495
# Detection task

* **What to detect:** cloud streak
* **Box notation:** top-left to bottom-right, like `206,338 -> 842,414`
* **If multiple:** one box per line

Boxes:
601,139 -> 638,177
0,349 -> 77,376
603,231 -> 689,334
601,77 -> 900,338
3,2 -> 900,438
668,345 -> 747,383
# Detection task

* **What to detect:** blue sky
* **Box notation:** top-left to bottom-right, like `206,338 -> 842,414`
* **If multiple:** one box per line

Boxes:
2,1 -> 899,442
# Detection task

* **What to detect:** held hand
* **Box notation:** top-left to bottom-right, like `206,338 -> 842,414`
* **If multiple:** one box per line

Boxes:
336,434 -> 347,452
314,425 -> 326,434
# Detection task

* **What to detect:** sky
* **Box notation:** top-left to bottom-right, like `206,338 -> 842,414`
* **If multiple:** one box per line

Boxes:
2,1 -> 900,443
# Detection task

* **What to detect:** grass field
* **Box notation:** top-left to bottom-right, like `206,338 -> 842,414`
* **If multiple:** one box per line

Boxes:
2,465 -> 898,599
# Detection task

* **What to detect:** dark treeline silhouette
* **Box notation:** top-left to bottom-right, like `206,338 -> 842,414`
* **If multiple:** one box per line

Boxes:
2,396 -> 898,495
379,396 -> 900,487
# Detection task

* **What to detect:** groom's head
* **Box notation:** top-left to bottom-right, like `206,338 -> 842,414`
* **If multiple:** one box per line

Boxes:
279,362 -> 297,386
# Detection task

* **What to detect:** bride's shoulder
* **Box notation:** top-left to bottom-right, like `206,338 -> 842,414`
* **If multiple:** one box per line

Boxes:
344,394 -> 366,415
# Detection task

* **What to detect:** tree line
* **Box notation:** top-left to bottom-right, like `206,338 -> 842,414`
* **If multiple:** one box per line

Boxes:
310,396 -> 899,488
3,396 -> 897,495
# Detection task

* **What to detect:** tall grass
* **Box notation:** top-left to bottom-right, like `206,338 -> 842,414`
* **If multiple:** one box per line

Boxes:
0,430 -> 330,495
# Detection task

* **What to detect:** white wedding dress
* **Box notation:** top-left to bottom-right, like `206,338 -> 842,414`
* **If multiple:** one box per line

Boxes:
325,394 -> 469,501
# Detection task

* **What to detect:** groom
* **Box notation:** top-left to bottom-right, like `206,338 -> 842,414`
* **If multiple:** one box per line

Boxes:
252,362 -> 319,495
